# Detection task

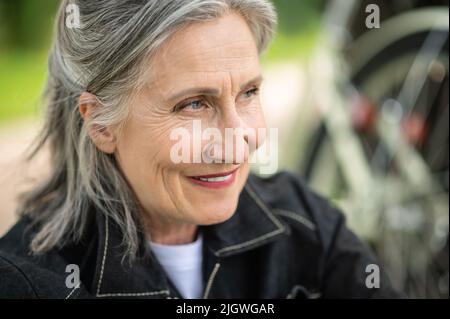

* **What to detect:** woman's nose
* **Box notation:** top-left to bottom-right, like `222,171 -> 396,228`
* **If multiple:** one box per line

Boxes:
204,109 -> 251,164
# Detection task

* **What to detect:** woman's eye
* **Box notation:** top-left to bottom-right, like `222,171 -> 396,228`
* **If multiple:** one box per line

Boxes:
173,99 -> 206,112
242,87 -> 259,99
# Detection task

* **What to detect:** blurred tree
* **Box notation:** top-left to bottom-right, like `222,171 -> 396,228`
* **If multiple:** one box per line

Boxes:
272,0 -> 325,34
0,0 -> 59,51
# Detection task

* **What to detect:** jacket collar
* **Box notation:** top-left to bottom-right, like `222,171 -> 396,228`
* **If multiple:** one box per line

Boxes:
203,181 -> 287,257
89,175 -> 287,298
91,212 -> 171,298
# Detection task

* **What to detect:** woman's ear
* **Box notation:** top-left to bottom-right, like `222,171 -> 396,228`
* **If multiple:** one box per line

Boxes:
79,92 -> 116,154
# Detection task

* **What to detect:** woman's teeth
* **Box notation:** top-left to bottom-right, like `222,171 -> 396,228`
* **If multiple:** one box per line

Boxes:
195,174 -> 232,182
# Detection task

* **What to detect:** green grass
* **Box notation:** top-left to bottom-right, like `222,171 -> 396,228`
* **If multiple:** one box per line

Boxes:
262,28 -> 320,63
0,51 -> 48,124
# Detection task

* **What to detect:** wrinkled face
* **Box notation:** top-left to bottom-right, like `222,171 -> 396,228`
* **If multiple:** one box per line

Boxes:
115,12 -> 266,226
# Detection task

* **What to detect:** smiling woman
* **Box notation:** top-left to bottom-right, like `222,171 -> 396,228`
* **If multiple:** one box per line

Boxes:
0,0 -> 400,299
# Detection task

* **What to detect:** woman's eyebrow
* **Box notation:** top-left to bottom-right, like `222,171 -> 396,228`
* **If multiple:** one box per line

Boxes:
167,74 -> 264,102
168,87 -> 220,102
240,75 -> 264,90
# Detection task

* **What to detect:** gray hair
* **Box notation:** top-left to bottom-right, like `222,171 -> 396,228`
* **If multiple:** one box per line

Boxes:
21,0 -> 277,260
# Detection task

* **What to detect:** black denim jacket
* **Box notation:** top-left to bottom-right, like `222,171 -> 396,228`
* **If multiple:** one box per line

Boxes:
0,171 -> 401,298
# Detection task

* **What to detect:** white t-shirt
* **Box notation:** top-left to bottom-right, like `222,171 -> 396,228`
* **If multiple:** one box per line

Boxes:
149,234 -> 204,299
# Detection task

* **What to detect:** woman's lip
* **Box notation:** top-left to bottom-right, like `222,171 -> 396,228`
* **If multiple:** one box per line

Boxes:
188,167 -> 239,179
187,168 -> 239,189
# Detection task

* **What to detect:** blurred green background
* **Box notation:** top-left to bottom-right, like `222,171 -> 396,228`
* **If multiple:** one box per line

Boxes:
0,0 -> 57,123
0,0 -> 323,124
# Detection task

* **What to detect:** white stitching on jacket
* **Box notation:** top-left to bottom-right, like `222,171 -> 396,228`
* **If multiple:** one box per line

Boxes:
94,215 -> 170,298
215,229 -> 284,256
286,284 -> 322,299
65,287 -> 78,299
203,263 -> 221,299
96,291 -> 170,298
245,184 -> 285,229
214,184 -> 285,256
95,215 -> 109,296
273,208 -> 316,231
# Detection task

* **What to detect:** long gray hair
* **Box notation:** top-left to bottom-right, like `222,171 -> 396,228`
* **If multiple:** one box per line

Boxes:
21,0 -> 277,260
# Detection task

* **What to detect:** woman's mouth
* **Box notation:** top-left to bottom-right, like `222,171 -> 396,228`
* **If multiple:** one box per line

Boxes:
187,167 -> 239,189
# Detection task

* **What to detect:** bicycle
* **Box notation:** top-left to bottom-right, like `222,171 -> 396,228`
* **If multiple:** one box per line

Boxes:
297,0 -> 449,298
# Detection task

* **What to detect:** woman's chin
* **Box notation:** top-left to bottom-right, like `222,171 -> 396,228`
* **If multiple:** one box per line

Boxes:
192,200 -> 239,225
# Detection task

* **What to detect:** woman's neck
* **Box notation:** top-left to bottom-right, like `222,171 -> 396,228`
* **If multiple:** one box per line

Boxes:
144,215 -> 198,245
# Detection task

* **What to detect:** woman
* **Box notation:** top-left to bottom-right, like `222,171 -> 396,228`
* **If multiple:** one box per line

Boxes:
0,0 -> 399,298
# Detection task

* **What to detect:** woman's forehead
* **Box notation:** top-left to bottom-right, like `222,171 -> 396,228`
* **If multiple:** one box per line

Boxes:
146,12 -> 260,91
159,12 -> 257,61
154,14 -> 258,67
